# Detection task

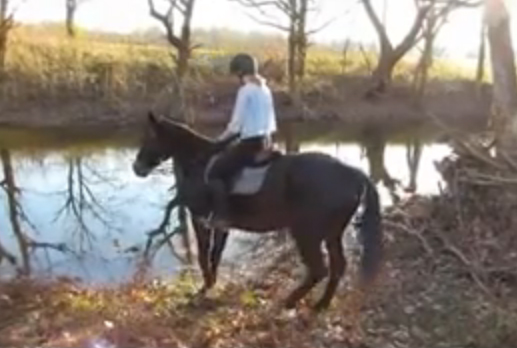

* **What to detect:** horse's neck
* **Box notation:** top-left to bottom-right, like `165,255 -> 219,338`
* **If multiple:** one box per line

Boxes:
173,136 -> 214,169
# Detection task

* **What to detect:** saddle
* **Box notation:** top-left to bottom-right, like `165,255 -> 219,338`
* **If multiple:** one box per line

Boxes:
247,147 -> 282,167
205,145 -> 283,195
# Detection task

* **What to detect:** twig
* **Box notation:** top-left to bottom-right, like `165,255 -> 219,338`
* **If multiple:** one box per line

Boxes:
453,140 -> 507,171
28,240 -> 70,254
499,151 -> 517,172
460,169 -> 517,186
431,230 -> 493,299
384,220 -> 434,256
424,110 -> 513,175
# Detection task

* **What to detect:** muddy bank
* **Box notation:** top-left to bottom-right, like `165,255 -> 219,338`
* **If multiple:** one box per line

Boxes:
0,76 -> 491,134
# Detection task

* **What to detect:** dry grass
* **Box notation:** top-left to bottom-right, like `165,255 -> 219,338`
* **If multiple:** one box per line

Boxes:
0,24 -> 476,108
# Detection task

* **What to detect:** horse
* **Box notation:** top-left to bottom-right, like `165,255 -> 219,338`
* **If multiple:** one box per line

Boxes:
132,112 -> 383,311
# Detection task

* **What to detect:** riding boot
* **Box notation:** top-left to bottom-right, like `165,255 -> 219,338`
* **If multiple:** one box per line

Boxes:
209,179 -> 230,228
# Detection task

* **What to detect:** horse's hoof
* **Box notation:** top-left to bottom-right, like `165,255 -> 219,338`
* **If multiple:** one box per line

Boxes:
195,286 -> 209,299
311,301 -> 330,313
282,299 -> 298,310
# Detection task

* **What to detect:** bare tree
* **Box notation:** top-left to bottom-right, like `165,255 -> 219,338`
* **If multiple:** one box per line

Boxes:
148,0 -> 197,84
405,1 -> 481,192
65,0 -> 90,38
412,0 -> 482,100
231,0 -> 331,101
361,0 -> 429,97
147,0 -> 198,257
484,0 -> 517,154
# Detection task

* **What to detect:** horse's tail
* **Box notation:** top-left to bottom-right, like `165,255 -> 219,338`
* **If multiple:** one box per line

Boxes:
357,174 -> 383,287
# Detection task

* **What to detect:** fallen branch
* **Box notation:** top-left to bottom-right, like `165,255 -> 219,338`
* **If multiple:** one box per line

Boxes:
384,220 -> 434,256
431,230 -> 493,299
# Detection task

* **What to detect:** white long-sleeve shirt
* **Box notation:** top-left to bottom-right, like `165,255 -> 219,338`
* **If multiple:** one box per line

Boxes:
220,79 -> 277,140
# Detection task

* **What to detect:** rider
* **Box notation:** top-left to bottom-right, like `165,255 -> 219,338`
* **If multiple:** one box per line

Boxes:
207,53 -> 278,228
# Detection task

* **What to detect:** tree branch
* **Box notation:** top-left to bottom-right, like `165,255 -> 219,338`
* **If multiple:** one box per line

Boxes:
392,5 -> 430,61
232,0 -> 292,16
148,0 -> 184,49
361,0 -> 392,53
243,11 -> 290,31
306,13 -> 338,35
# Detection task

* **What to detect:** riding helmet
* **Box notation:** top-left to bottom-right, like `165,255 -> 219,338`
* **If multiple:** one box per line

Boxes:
229,53 -> 258,77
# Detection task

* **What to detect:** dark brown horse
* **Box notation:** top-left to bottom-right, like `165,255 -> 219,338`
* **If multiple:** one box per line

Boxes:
132,112 -> 383,311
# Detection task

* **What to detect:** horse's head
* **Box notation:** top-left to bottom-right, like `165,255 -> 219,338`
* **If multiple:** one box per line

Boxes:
132,111 -> 240,219
133,111 -> 237,178
132,112 -> 190,177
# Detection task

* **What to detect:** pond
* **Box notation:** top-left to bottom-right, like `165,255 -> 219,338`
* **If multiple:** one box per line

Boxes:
0,124 -> 453,286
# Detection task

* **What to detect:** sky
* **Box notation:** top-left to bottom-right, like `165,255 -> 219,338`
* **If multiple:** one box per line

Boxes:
11,0 -> 517,59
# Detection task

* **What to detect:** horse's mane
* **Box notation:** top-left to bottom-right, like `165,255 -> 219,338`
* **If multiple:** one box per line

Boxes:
159,116 -> 214,144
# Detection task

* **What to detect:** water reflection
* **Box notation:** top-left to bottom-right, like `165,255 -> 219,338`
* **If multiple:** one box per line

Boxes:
0,139 -> 452,285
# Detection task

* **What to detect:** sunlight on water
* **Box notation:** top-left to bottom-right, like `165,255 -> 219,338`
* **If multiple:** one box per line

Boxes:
0,141 -> 452,284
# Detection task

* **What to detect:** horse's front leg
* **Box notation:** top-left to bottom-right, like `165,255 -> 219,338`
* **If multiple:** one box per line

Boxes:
191,218 -> 215,294
210,228 -> 229,285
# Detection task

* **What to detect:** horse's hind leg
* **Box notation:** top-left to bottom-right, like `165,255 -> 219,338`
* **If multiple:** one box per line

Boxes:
313,210 -> 357,311
283,225 -> 327,309
313,234 -> 347,311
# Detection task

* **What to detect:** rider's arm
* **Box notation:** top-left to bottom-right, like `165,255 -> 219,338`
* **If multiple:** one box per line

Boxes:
217,86 -> 248,141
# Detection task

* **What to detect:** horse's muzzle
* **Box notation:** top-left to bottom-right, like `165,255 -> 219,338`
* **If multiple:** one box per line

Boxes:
132,161 -> 151,177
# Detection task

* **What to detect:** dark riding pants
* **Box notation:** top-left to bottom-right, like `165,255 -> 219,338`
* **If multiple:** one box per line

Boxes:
208,136 -> 268,218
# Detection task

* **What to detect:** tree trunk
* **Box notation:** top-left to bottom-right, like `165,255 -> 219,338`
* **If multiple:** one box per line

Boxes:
284,123 -> 300,153
485,0 -> 517,154
287,24 -> 297,98
362,129 -> 399,203
66,0 -> 76,38
413,16 -> 435,103
369,53 -> 397,95
1,149 -> 30,275
295,0 -> 308,81
406,138 -> 423,193
476,22 -> 486,87
176,49 -> 189,81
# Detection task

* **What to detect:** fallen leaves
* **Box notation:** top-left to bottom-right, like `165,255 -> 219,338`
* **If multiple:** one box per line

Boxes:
0,272 -> 371,348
